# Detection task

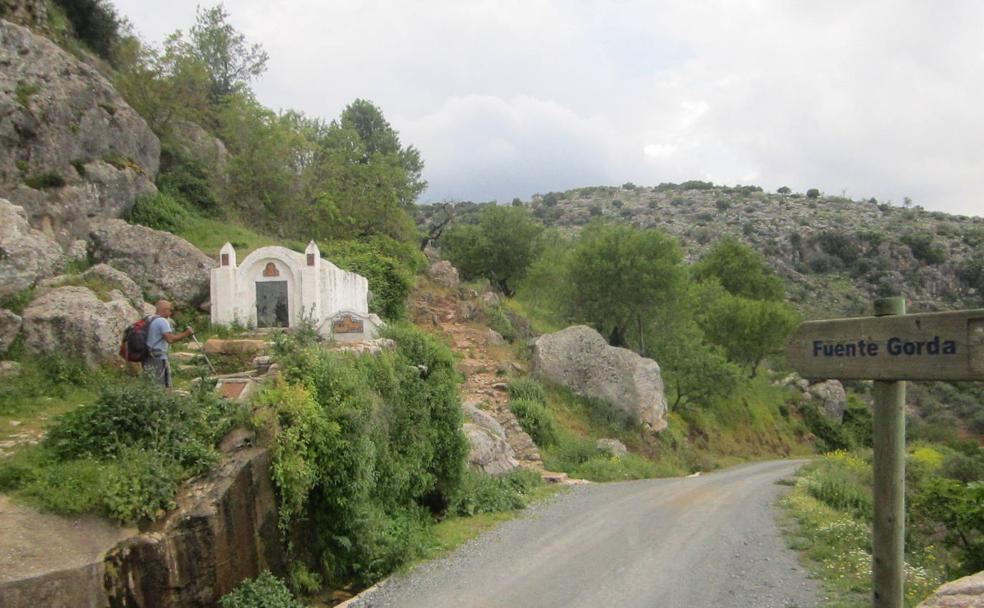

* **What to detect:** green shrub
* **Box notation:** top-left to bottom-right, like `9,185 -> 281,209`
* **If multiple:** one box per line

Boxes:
0,287 -> 35,316
218,571 -> 303,608
940,452 -> 984,484
901,233 -> 947,265
158,141 -> 220,213
52,0 -> 121,60
806,188 -> 820,199
797,401 -> 853,452
101,448 -> 179,522
510,398 -> 557,447
448,469 -> 541,516
127,192 -> 193,233
319,240 -> 414,320
267,323 -> 467,585
24,173 -> 66,189
802,460 -> 872,518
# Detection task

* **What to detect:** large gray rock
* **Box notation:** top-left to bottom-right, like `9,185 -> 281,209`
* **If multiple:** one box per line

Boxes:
463,423 -> 520,475
88,219 -> 215,305
0,20 -> 160,240
462,402 -> 519,475
0,198 -> 63,298
917,570 -> 984,607
0,0 -> 48,30
427,260 -> 459,289
0,308 -> 21,355
21,286 -> 139,366
532,325 -> 668,432
38,263 -> 144,311
807,379 -> 848,422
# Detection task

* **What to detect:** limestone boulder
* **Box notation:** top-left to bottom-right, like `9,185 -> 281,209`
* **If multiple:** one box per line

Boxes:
807,379 -> 848,422
0,309 -> 22,355
532,325 -> 668,432
38,263 -> 143,310
463,423 -> 520,475
427,260 -> 460,289
596,438 -> 628,458
917,570 -> 984,607
21,286 -> 139,366
88,219 -> 215,305
0,198 -> 63,299
0,0 -> 48,30
0,20 -> 159,240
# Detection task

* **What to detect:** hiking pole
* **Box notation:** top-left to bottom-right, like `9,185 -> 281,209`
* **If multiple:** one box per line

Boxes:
190,332 -> 217,375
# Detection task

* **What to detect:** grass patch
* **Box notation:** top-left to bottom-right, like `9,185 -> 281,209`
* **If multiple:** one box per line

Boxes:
0,287 -> 36,315
102,153 -> 139,171
15,82 -> 40,107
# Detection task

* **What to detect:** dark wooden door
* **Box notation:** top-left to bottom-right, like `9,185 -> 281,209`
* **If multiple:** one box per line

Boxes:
256,281 -> 289,327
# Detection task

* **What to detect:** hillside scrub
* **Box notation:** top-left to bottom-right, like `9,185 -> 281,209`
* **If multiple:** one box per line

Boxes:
0,379 -> 244,523
256,325 -> 542,587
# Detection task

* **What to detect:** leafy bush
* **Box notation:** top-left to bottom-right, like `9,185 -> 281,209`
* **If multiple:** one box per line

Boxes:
157,141 -> 221,214
52,0 -> 121,60
448,469 -> 541,516
901,233 -> 947,265
1,380 -> 240,523
127,192 -> 193,233
510,398 -> 557,447
319,239 -> 414,320
912,479 -> 984,574
265,323 -> 468,585
806,188 -> 820,199
801,459 -> 872,518
798,401 -> 853,452
218,571 -> 302,608
24,173 -> 66,189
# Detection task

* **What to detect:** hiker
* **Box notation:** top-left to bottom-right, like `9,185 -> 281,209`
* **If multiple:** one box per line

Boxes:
144,299 -> 194,388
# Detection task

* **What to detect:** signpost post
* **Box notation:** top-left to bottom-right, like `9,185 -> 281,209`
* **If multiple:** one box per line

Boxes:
784,299 -> 984,608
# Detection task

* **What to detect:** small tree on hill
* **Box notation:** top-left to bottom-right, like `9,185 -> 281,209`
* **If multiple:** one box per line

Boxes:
692,237 -> 785,301
188,4 -> 269,102
806,188 -> 821,199
442,205 -> 543,296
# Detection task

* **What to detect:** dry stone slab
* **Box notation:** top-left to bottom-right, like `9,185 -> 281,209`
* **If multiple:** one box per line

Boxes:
21,285 -> 139,366
463,422 -> 519,475
88,218 -> 215,305
0,198 -> 63,299
532,325 -> 668,432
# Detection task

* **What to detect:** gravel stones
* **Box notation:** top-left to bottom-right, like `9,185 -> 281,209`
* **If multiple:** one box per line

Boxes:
532,325 -> 668,432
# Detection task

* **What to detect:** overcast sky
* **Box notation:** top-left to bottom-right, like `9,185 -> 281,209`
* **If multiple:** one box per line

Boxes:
113,0 -> 984,217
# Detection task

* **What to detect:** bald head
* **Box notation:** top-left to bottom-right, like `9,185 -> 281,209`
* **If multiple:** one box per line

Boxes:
156,300 -> 173,318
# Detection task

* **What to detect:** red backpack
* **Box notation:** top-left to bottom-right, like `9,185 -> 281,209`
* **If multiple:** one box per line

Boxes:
120,316 -> 158,362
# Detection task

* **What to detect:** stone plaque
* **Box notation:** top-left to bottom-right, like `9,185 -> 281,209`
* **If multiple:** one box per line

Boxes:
333,315 -> 365,334
785,309 -> 984,381
256,281 -> 289,328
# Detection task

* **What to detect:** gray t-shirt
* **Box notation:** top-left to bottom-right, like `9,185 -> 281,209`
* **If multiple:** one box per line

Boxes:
146,316 -> 172,358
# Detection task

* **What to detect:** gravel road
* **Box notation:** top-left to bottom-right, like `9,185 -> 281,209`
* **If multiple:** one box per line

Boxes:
350,459 -> 821,608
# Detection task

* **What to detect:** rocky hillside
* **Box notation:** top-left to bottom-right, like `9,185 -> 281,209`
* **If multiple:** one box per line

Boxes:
421,185 -> 984,318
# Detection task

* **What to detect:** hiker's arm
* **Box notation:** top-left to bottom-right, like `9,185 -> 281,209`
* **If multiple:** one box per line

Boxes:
162,327 -> 194,344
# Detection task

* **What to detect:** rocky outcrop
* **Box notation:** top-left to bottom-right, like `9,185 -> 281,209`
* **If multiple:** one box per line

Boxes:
0,0 -> 47,30
427,260 -> 460,289
0,20 -> 160,240
463,402 -> 519,475
88,219 -> 215,304
917,570 -> 984,607
532,325 -> 668,432
38,263 -> 144,310
104,447 -> 286,607
21,286 -> 138,366
807,379 -> 848,422
0,198 -> 63,298
0,308 -> 22,355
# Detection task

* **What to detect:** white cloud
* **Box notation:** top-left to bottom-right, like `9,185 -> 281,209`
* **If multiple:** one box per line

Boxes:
112,0 -> 984,216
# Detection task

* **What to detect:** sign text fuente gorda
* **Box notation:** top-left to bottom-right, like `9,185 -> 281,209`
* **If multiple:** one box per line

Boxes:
785,309 -> 984,382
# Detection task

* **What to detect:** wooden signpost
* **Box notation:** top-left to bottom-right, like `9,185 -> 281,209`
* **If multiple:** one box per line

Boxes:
784,299 -> 984,608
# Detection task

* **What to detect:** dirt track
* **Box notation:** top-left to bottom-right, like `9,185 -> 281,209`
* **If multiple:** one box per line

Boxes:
351,459 -> 820,608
